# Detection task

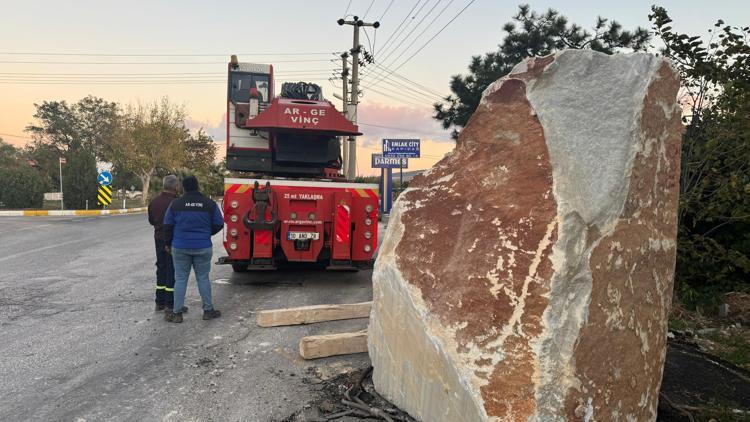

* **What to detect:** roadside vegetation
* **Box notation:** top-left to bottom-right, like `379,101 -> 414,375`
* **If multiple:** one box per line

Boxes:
0,96 -> 224,209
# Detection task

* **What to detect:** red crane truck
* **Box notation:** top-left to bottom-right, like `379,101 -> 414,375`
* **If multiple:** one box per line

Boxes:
218,57 -> 379,272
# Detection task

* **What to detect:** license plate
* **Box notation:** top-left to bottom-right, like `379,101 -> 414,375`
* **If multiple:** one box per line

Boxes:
287,232 -> 319,241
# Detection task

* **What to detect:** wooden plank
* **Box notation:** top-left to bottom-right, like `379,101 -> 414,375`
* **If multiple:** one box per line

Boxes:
299,331 -> 368,360
256,301 -> 372,327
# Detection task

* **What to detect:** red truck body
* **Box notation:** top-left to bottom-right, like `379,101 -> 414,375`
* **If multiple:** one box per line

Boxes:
219,58 -> 378,271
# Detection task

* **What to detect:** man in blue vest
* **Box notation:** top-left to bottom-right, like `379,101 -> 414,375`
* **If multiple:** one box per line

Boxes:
163,176 -> 223,323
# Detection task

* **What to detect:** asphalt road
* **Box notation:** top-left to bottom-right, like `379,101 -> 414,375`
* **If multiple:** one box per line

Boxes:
0,213 -> 375,421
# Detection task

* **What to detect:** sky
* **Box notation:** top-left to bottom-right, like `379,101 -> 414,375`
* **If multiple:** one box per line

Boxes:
1,0 -> 748,176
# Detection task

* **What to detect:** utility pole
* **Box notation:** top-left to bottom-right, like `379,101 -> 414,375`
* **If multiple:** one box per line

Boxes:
341,52 -> 350,176
58,156 -> 65,210
338,16 -> 379,180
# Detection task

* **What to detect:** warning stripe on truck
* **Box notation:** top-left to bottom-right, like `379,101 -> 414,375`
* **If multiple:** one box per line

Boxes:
224,179 -> 378,199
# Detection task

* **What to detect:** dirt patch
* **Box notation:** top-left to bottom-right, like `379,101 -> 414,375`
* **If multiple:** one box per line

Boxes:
281,366 -> 415,422
659,339 -> 750,421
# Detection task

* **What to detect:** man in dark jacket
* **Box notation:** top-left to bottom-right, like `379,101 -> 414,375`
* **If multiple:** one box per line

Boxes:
163,176 -> 223,323
148,175 -> 180,312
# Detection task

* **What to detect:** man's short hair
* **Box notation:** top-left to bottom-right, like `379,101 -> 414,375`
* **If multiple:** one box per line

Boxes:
163,175 -> 179,191
182,175 -> 199,192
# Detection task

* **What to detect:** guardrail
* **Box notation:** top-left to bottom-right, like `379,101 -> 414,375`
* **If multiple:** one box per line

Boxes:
0,207 -> 147,217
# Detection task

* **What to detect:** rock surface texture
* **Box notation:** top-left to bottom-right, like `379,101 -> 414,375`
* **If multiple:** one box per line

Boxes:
368,50 -> 682,422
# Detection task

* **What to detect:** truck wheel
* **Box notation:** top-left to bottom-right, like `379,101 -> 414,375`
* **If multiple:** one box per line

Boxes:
231,263 -> 248,273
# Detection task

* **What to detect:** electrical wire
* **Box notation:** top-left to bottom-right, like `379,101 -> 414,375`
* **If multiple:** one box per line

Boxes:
381,0 -> 432,60
0,59 -> 332,65
360,84 -> 427,108
378,0 -> 395,21
370,0 -> 455,86
0,70 -> 334,76
361,70 -> 441,102
370,0 -> 476,89
371,62 -> 444,97
363,0 -> 377,19
376,0 -> 423,57
371,0 -> 443,71
0,51 -> 334,57
0,132 -> 32,140
361,78 -> 437,104
343,0 -> 353,17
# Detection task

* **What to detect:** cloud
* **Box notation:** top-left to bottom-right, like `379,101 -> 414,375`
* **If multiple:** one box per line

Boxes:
356,101 -> 452,149
185,113 -> 226,143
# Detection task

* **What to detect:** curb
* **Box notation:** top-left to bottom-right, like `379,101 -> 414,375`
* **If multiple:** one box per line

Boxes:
0,207 -> 147,217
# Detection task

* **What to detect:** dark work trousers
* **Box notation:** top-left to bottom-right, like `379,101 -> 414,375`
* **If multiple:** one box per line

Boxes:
154,237 -> 175,307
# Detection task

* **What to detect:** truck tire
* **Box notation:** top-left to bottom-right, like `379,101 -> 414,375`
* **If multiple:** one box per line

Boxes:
231,263 -> 248,273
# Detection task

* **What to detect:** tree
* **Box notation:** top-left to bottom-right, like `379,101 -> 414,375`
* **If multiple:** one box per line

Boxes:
434,4 -> 650,138
25,95 -> 119,159
0,139 -> 45,209
109,98 -> 189,205
182,129 -> 218,174
650,6 -> 750,306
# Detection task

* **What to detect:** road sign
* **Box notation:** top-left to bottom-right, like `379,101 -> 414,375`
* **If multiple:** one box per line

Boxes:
382,138 -> 420,158
97,185 -> 112,206
371,154 -> 408,169
98,171 -> 113,186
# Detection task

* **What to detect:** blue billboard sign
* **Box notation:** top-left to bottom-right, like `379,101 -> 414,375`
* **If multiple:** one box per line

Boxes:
382,138 -> 420,158
371,154 -> 408,169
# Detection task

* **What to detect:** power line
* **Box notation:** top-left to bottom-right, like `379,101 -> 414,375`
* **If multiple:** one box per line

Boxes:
379,0 -> 395,21
0,70 -> 334,76
370,0 -> 476,89
373,0 -> 443,71
360,84 -> 427,108
343,0 -> 353,16
0,132 -> 32,140
375,0 -> 431,63
0,59 -> 332,65
0,78 -> 332,85
0,73 -> 333,80
362,71 -> 442,102
363,0 -> 377,19
361,79 -> 436,104
372,62 -> 445,97
370,0 -> 455,86
0,51 -> 333,57
376,0 -> 424,57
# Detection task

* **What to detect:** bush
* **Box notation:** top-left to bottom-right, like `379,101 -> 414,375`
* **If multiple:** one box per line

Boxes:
0,164 -> 46,209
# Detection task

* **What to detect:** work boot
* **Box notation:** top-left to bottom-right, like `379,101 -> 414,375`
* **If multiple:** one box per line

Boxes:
165,312 -> 183,323
165,306 -> 188,314
155,303 -> 166,312
202,309 -> 221,320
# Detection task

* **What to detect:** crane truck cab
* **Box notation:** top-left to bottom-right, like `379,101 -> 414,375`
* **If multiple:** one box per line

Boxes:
220,57 -> 379,271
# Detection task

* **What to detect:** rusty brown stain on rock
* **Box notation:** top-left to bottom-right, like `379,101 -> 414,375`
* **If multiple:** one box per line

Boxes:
395,74 -> 558,419
564,62 -> 683,420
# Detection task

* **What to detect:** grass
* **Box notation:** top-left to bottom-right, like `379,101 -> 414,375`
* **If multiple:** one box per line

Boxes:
669,316 -> 690,331
706,331 -> 750,369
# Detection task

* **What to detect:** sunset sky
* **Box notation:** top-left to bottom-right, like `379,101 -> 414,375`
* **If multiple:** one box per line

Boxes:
1,0 -> 747,176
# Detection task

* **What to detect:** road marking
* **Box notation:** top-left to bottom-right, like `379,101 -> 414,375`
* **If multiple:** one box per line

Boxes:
14,224 -> 52,231
0,235 -> 100,263
212,279 -> 231,284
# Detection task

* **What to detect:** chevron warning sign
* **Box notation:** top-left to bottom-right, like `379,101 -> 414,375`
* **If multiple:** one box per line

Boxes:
97,185 -> 112,206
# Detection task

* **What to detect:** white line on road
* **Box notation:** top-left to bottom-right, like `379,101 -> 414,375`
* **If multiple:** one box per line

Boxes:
0,235 -> 100,263
16,224 -> 52,231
